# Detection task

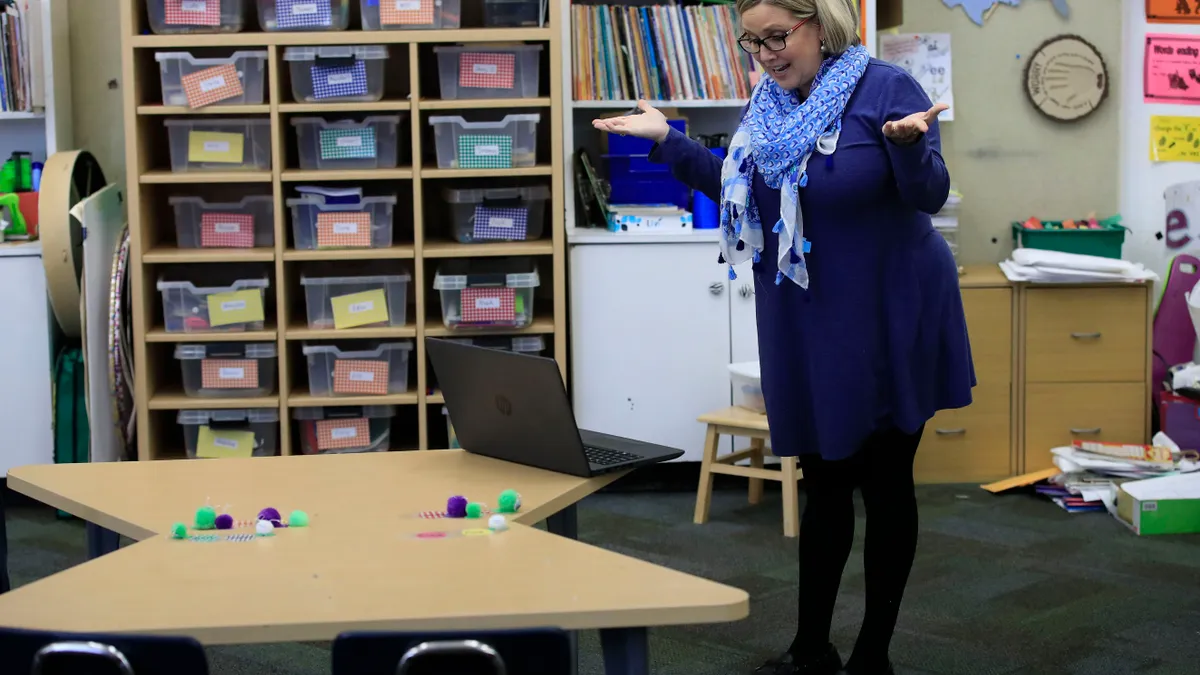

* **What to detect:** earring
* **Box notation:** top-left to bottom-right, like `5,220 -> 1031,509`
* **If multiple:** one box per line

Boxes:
820,38 -> 827,52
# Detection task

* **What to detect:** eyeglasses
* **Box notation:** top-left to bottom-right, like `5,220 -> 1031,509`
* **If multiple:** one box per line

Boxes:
737,18 -> 811,54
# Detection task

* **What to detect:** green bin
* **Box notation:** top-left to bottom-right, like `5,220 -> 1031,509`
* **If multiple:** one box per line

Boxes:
1011,220 -> 1127,259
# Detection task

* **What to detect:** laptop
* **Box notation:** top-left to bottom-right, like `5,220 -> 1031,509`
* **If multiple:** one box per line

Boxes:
427,338 -> 683,477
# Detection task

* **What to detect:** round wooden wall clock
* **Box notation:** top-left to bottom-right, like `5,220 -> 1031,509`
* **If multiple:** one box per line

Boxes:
1024,34 -> 1109,122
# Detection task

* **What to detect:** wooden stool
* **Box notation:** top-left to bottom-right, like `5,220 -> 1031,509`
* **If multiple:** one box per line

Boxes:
694,407 -> 802,537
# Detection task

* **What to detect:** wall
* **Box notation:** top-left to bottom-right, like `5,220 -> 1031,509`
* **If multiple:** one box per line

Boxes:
896,0 -> 1122,265
67,0 -> 124,181
1120,2 -> 1200,282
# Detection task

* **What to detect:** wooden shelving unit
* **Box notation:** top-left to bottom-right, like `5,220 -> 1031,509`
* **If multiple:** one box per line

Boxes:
119,0 -> 565,460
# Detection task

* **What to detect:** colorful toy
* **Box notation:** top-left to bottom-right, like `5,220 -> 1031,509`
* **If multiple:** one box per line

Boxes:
257,507 -> 283,527
488,514 -> 508,532
466,502 -> 485,519
255,520 -> 275,536
171,523 -> 188,539
195,506 -> 217,530
447,495 -> 469,518
497,489 -> 521,514
215,514 -> 234,530
289,510 -> 309,527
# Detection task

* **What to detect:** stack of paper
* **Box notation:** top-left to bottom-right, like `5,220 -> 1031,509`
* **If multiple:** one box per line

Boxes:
999,249 -> 1159,284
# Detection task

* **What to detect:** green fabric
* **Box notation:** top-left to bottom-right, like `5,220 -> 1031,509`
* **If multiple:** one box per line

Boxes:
457,134 -> 512,169
52,347 -> 89,520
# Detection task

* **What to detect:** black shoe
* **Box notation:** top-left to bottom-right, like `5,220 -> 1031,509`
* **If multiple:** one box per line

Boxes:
844,659 -> 894,675
753,644 -> 842,675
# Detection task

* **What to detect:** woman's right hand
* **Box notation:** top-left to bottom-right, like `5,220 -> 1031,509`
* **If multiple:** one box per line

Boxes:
591,99 -> 670,143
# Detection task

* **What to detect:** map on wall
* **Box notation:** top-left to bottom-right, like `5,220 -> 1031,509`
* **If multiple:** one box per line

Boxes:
942,0 -> 1071,26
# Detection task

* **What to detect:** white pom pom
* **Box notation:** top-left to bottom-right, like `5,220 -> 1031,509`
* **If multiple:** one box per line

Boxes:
488,514 -> 508,531
255,520 -> 274,536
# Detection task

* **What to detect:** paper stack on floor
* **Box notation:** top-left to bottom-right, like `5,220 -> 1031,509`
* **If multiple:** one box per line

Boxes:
999,249 -> 1159,283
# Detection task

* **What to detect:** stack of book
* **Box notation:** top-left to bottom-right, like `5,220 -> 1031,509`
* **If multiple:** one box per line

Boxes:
570,2 -> 759,102
0,1 -> 40,113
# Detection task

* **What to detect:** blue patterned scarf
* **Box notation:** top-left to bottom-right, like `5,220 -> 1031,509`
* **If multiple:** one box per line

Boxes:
719,45 -> 869,288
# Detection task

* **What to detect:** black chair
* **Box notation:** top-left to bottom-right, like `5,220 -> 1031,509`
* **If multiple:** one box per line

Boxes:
0,628 -> 208,675
1,484 -> 10,594
333,628 -> 570,675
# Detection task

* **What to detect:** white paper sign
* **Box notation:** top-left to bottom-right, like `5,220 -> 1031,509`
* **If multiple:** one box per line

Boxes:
473,144 -> 500,157
336,136 -> 364,148
199,75 -> 227,92
218,367 -> 246,380
475,297 -> 501,310
348,301 -> 374,313
331,426 -> 359,440
327,73 -> 354,86
473,63 -> 499,75
333,222 -> 359,234
349,370 -> 375,382
220,299 -> 247,311
203,141 -> 231,153
878,33 -> 954,121
181,0 -> 208,12
214,222 -> 242,233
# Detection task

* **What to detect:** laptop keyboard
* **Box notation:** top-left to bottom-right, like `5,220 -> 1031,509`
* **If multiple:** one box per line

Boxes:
584,446 -> 641,466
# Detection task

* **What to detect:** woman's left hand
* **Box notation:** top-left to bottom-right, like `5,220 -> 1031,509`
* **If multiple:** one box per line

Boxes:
883,103 -> 950,144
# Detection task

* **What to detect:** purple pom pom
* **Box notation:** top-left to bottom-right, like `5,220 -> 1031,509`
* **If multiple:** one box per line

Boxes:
447,496 -> 468,518
215,514 -> 234,530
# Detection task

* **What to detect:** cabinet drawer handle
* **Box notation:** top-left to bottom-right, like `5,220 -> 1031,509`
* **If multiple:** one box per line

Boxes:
709,282 -> 724,296
935,428 -> 966,435
1070,427 -> 1101,434
1070,332 -> 1102,339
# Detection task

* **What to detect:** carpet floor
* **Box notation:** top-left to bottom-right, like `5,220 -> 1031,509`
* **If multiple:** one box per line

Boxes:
4,482 -> 1200,674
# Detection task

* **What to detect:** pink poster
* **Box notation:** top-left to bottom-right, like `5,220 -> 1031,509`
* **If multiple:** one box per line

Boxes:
1145,34 -> 1200,104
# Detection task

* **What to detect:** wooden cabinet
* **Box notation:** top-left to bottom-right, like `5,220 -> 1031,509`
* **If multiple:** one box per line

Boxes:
914,267 -> 1014,484
1020,284 -> 1152,472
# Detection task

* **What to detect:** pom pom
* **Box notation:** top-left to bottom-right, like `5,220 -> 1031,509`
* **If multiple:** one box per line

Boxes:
447,496 -> 468,518
195,506 -> 217,530
488,514 -> 509,532
255,520 -> 275,536
214,514 -> 234,530
497,490 -> 522,514
170,523 -> 188,539
288,510 -> 309,528
257,507 -> 282,526
717,253 -> 725,264
466,502 -> 484,519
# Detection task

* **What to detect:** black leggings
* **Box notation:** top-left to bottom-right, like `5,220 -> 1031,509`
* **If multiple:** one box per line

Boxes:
790,424 -> 924,672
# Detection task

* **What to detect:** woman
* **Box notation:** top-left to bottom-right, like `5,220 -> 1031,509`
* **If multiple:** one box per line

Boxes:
593,1 -> 975,674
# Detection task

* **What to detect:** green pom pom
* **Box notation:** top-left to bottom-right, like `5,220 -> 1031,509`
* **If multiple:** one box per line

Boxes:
170,522 -> 188,539
466,502 -> 484,519
288,510 -> 309,527
498,489 -> 521,514
194,506 -> 217,530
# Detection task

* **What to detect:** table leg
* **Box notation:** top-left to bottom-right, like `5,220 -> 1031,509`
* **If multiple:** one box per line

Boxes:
600,627 -> 649,675
0,486 -> 10,594
545,503 -> 577,540
86,523 -> 120,560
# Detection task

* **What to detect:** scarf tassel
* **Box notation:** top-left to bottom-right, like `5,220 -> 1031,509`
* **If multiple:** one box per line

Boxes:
753,249 -> 761,263
774,271 -> 784,285
728,266 -> 737,281
772,219 -> 783,234
798,171 -> 808,188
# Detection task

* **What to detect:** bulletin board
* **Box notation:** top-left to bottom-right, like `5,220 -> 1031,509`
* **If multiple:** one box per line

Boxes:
894,0 -> 1121,264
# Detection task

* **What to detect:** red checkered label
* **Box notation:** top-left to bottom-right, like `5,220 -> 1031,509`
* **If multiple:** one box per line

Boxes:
182,63 -> 244,108
315,418 -> 369,451
316,211 -> 372,248
200,213 -> 255,248
165,0 -> 221,26
201,359 -> 259,389
332,359 -> 390,395
381,0 -> 434,25
459,53 -> 516,90
461,287 -> 515,323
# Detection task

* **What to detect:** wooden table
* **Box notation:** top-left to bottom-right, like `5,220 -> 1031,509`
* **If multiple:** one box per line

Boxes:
0,451 -> 749,674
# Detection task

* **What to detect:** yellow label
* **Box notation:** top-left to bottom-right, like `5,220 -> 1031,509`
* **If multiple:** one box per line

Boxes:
1150,115 -> 1200,163
207,289 -> 264,327
331,288 -> 389,329
196,426 -> 255,459
188,130 -> 244,163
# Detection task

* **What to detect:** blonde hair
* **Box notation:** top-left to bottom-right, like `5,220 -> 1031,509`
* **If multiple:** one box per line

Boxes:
734,0 -> 861,54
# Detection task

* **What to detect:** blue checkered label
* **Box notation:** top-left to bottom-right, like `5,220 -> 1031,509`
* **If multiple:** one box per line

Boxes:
311,61 -> 368,99
319,127 -> 377,160
473,205 -> 528,241
277,0 -> 332,28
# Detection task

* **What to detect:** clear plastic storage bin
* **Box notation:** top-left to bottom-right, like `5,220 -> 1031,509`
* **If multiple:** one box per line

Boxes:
170,196 -> 275,249
432,258 -> 539,330
176,343 -> 278,397
165,118 -> 273,172
294,405 -> 394,454
361,0 -> 460,29
483,0 -> 543,26
447,335 -> 544,355
443,186 -> 548,243
433,45 -> 542,100
148,0 -> 247,34
155,51 -> 268,108
257,0 -> 349,31
428,114 -> 539,170
157,276 -> 270,333
303,341 -> 413,396
300,273 -> 411,329
289,193 -> 396,250
283,46 -> 389,103
728,361 -> 765,413
179,409 -> 279,458
292,116 -> 402,170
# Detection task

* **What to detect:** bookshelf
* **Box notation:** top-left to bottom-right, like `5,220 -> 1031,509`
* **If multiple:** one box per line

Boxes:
0,0 -> 72,162
119,0 -> 566,460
